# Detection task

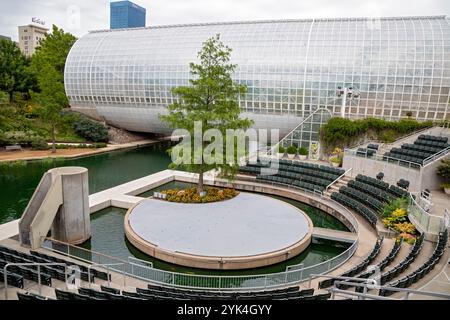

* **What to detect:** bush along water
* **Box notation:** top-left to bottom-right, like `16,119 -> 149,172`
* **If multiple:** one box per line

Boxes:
73,117 -> 109,142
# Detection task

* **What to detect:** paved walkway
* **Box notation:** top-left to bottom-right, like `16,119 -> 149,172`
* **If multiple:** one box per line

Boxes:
429,189 -> 450,217
0,139 -> 160,163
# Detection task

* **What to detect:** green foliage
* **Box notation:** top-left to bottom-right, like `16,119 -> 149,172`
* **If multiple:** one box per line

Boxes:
0,40 -> 37,102
277,145 -> 285,153
298,147 -> 308,156
31,25 -> 77,78
382,197 -> 408,218
31,138 -> 50,150
286,145 -> 297,154
159,34 -> 253,192
73,117 -> 109,142
320,117 -> 433,149
436,159 -> 450,180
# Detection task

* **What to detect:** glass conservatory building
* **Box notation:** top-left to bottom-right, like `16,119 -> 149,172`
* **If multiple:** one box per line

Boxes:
64,15 -> 450,140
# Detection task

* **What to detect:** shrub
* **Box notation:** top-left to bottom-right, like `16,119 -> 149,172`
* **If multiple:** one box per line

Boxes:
93,142 -> 107,148
382,198 -> 407,218
73,118 -> 109,142
320,117 -> 433,148
162,187 -> 239,203
436,159 -> 450,180
286,145 -> 297,154
394,222 -> 416,235
31,138 -> 50,150
277,145 -> 285,153
298,147 -> 308,156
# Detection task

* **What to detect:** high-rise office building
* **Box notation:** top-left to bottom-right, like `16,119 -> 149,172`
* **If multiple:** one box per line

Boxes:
18,24 -> 48,57
110,1 -> 146,29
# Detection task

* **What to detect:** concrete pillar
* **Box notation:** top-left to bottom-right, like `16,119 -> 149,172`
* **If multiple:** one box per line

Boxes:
50,167 -> 91,244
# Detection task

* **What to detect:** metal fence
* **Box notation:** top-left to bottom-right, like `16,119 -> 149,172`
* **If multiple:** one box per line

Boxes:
42,235 -> 358,291
407,194 -> 446,235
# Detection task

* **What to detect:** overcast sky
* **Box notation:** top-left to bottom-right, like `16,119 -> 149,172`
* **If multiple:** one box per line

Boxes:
1,0 -> 449,41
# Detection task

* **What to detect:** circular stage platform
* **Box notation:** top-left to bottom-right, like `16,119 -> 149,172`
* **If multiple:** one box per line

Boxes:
124,192 -> 313,269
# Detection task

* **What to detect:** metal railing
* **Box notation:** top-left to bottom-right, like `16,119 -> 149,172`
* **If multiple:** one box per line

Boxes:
326,168 -> 352,191
42,234 -> 358,291
422,145 -> 450,167
408,193 -> 446,235
3,262 -> 66,300
329,280 -> 450,300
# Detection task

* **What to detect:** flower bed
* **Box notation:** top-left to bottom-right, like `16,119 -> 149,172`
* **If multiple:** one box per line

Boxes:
161,187 -> 239,203
382,198 -> 417,244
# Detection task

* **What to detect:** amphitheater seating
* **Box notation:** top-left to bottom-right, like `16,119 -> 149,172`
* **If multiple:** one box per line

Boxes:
240,158 -> 345,193
383,134 -> 449,166
0,245 -> 111,283
17,291 -> 54,300
50,284 -> 329,301
378,233 -> 425,286
356,148 -> 376,157
331,192 -> 378,226
338,186 -> 384,212
347,180 -> 392,203
318,237 -> 384,289
379,230 -> 447,296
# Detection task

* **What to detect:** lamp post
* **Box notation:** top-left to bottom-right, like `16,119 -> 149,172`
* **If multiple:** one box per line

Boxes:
336,86 -> 360,118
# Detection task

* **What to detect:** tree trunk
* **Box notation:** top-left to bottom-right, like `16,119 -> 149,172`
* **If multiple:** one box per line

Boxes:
9,91 -> 14,103
197,169 -> 204,195
51,123 -> 56,154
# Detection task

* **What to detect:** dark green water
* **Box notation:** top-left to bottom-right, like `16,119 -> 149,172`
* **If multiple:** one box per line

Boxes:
1,145 -> 349,275
0,144 -> 171,224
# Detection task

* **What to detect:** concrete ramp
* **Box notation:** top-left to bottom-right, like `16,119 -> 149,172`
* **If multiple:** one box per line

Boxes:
19,167 -> 91,249
312,227 -> 357,243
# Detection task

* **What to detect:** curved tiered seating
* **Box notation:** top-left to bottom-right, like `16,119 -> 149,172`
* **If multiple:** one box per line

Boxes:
338,186 -> 384,213
240,158 -> 344,193
51,284 -> 330,301
331,192 -> 378,226
383,134 -> 449,166
378,234 -> 425,287
379,230 -> 447,296
318,237 -> 384,289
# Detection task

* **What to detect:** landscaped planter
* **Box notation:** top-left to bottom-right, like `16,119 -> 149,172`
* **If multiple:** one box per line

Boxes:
277,153 -> 285,158
287,153 -> 296,159
331,162 -> 340,167
298,155 -> 306,160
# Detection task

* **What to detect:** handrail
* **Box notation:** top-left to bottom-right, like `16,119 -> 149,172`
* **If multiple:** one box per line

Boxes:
326,167 -> 352,191
3,262 -> 66,300
268,108 -> 332,155
330,280 -> 450,300
43,223 -> 359,291
408,193 -> 445,235
307,274 -> 377,289
422,145 -> 450,167
87,262 -> 126,288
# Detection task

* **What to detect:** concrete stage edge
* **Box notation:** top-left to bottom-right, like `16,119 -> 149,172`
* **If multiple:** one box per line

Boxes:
124,193 -> 313,270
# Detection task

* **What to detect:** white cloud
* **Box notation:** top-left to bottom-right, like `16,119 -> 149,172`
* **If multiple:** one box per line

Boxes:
0,0 -> 448,41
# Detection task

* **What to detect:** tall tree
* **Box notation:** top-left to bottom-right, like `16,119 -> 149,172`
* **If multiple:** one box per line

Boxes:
31,25 -> 77,78
160,34 -> 253,194
32,64 -> 67,153
0,40 -> 36,102
30,25 -> 76,152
